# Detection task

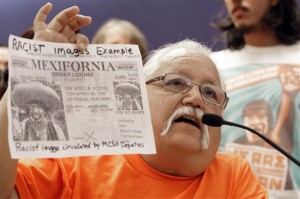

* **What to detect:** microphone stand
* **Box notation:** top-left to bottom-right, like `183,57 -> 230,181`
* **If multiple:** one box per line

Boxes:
222,119 -> 300,167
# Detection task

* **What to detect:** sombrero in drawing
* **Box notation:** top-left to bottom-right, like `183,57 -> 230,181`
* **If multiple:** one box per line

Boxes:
12,81 -> 61,111
115,82 -> 139,97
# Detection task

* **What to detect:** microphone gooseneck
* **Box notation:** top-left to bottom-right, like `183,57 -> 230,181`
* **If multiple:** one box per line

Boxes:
202,113 -> 300,167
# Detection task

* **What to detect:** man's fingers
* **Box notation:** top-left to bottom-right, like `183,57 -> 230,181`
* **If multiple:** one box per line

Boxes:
32,4 -> 91,49
33,2 -> 53,33
69,33 -> 89,51
34,30 -> 69,43
47,6 -> 80,32
60,15 -> 92,38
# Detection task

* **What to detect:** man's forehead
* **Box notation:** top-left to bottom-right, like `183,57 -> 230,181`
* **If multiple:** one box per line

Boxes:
160,55 -> 216,73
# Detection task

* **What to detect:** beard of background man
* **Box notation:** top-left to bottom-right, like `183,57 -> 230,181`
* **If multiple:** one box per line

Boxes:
236,6 -> 277,36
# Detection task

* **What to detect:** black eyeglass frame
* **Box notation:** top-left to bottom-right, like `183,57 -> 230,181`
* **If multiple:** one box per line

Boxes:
146,73 -> 229,109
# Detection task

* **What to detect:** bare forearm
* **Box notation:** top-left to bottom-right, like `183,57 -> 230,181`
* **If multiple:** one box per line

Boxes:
0,91 -> 18,198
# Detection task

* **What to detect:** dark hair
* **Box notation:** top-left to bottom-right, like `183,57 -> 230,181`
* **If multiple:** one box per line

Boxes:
20,27 -> 34,39
213,0 -> 300,50
242,99 -> 273,127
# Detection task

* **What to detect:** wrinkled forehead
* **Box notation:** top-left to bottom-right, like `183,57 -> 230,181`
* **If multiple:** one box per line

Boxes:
155,55 -> 220,83
145,47 -> 216,75
0,47 -> 9,60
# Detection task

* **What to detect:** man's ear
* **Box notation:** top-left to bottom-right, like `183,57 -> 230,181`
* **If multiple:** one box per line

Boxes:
271,0 -> 280,7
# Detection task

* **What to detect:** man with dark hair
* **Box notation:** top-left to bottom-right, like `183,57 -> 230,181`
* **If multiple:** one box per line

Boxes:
210,0 -> 300,193
212,0 -> 300,50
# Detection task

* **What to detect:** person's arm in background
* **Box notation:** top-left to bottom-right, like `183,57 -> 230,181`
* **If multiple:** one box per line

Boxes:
0,3 -> 91,198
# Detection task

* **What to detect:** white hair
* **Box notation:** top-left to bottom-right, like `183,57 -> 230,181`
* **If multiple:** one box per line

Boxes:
143,39 -> 226,91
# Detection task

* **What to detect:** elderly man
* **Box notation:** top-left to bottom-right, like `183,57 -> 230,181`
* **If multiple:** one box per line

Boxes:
0,3 -> 267,198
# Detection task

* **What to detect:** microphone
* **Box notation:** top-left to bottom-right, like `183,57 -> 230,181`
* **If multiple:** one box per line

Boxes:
202,113 -> 300,167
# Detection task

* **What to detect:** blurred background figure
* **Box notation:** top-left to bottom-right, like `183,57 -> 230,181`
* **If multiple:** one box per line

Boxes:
92,18 -> 149,61
210,0 -> 300,194
0,44 -> 8,99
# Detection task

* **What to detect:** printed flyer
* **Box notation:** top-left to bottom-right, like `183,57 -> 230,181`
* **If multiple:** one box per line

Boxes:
8,35 -> 156,158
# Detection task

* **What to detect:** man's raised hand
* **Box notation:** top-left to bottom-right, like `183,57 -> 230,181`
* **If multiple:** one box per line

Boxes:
33,3 -> 92,51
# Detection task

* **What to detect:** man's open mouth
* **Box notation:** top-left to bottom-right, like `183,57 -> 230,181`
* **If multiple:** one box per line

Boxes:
174,116 -> 200,129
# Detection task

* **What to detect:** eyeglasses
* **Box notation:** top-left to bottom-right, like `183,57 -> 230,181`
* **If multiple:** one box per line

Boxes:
146,73 -> 229,108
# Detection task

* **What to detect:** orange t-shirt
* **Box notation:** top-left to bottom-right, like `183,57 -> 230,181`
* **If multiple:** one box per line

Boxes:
16,153 -> 267,199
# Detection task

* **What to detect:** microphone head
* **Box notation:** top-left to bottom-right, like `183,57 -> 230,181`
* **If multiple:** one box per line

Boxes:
202,113 -> 224,127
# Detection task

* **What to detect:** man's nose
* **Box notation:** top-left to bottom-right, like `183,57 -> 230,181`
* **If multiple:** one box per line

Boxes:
182,85 -> 205,108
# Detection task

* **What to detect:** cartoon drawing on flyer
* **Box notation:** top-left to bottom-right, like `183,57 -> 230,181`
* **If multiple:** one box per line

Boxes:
10,79 -> 68,141
114,81 -> 143,111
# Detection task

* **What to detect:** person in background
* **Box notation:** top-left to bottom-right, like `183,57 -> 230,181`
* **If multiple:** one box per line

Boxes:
0,3 -> 267,198
92,18 -> 149,61
20,27 -> 34,39
0,44 -> 8,99
210,0 -> 300,194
